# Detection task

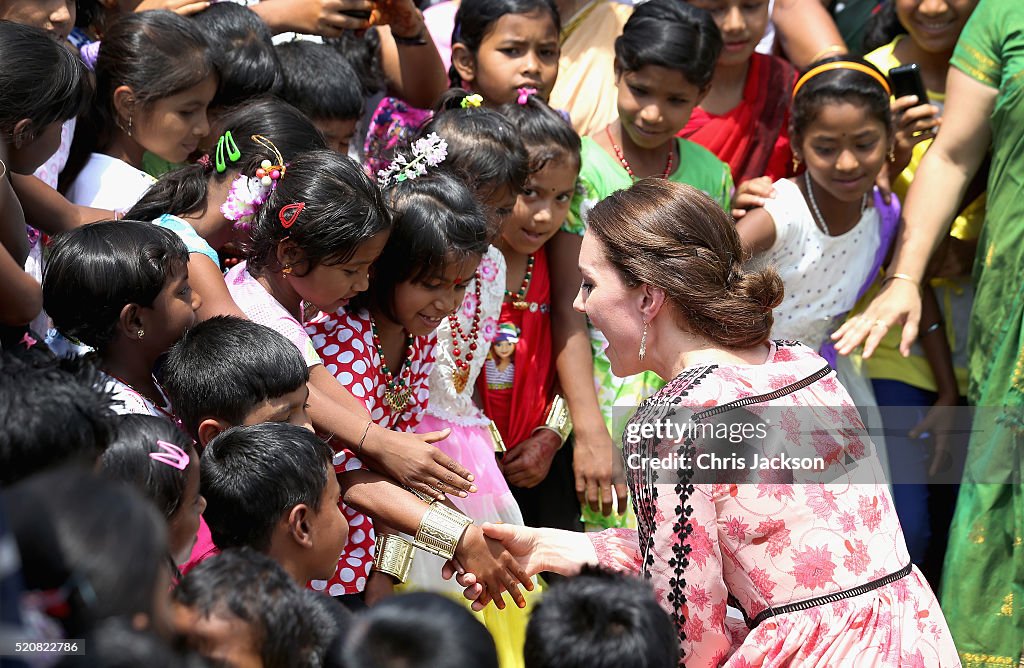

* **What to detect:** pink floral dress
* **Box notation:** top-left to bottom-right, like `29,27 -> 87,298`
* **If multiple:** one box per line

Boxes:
590,341 -> 959,667
306,307 -> 435,596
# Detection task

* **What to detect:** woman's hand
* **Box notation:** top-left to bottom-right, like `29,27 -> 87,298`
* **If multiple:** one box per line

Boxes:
831,279 -> 922,358
909,394 -> 960,477
361,426 -> 476,501
369,0 -> 425,38
450,524 -> 534,610
252,0 -> 373,37
731,176 -> 775,220
500,431 -> 560,488
573,428 -> 628,517
891,95 -> 941,176
135,0 -> 210,15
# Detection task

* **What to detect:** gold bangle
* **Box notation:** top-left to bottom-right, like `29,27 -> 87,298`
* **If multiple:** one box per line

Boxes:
882,273 -> 921,292
488,420 -> 507,453
534,395 -> 573,448
373,533 -> 415,583
413,501 -> 472,560
809,44 -> 846,64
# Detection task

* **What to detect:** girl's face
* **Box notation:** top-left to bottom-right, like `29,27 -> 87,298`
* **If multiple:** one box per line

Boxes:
7,120 -> 63,175
502,156 -> 578,255
458,9 -> 560,105
796,101 -> 889,204
574,231 -> 645,378
617,65 -> 706,150
688,0 -> 770,68
0,0 -> 74,39
285,231 -> 390,314
143,265 -> 201,355
131,74 -> 217,164
896,0 -> 978,55
168,453 -> 206,566
391,253 -> 482,337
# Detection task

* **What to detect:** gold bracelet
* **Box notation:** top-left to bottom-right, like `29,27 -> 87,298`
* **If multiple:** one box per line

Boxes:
809,44 -> 846,64
373,533 -> 415,583
412,501 -> 472,560
532,395 -> 573,448
882,273 -> 921,292
488,420 -> 507,453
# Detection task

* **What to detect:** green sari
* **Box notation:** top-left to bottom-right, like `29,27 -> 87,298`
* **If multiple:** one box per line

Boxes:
941,1 -> 1024,665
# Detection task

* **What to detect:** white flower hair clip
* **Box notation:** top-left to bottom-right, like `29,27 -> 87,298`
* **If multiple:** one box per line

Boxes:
377,132 -> 449,188
219,135 -> 288,231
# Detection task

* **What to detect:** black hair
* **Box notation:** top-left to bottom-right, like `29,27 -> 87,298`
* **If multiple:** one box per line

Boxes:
449,0 -> 560,87
421,94 -> 530,212
343,592 -> 498,668
161,316 -> 309,441
523,566 -> 678,668
100,415 -> 196,521
0,352 -> 115,488
43,220 -> 189,351
790,56 -> 893,142
56,618 -> 209,668
200,423 -> 333,552
863,1 -> 906,54
127,97 -> 327,224
62,11 -> 214,192
498,92 -> 581,174
172,548 -> 334,668
354,170 -> 489,320
614,0 -> 721,89
191,2 -> 283,109
276,41 -> 366,121
4,469 -> 168,637
324,32 -> 386,97
0,21 -> 90,138
247,149 -> 392,274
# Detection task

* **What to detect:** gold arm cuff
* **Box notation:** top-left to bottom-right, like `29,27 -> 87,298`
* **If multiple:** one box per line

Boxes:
488,420 -> 507,453
412,501 -> 473,560
533,394 -> 573,447
373,533 -> 415,583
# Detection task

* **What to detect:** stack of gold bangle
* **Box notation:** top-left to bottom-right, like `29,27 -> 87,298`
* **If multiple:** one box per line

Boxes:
532,394 -> 573,447
373,533 -> 415,583
412,501 -> 473,560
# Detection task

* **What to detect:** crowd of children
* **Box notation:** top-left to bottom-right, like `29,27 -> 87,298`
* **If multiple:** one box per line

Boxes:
0,0 -> 1016,665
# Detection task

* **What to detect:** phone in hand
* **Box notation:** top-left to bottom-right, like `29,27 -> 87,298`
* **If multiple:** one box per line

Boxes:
888,64 -> 930,104
341,8 -> 371,19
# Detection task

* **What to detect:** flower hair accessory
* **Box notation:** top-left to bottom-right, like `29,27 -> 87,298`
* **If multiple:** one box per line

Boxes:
377,132 -> 448,187
516,87 -> 537,105
149,440 -> 189,470
220,134 -> 288,231
460,94 -> 483,109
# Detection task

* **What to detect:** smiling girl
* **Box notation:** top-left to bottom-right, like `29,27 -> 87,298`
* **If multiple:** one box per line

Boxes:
62,11 -> 216,210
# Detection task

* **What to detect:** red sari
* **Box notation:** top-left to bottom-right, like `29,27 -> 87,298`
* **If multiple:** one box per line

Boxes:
680,53 -> 797,184
477,249 -> 554,449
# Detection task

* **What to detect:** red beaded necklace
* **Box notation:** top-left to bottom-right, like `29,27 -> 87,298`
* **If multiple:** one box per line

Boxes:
370,317 -> 415,412
448,273 -> 482,393
606,126 -> 674,180
505,254 -> 534,310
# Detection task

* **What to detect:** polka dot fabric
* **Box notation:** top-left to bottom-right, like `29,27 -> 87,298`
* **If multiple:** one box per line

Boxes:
306,308 -> 436,595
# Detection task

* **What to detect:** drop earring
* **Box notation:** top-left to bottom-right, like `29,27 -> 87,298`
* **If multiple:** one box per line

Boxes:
792,154 -> 802,172
888,147 -> 896,163
639,321 -> 648,361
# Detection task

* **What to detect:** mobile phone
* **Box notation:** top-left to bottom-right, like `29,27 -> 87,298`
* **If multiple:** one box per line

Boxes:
888,64 -> 930,104
341,8 -> 371,19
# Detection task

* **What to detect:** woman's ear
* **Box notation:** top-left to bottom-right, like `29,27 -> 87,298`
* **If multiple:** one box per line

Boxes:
450,43 -> 477,87
639,284 -> 667,323
11,119 -> 36,149
112,85 -> 136,129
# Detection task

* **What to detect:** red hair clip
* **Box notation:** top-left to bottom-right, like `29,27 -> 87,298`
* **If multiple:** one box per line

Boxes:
279,202 -> 305,228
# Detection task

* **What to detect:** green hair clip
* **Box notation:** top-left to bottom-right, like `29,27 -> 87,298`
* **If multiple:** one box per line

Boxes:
214,130 -> 242,173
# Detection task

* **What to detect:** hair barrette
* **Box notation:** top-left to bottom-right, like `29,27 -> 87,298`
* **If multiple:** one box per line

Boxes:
460,94 -> 483,109
215,131 -> 241,174
149,440 -> 189,470
279,202 -> 305,228
516,87 -> 537,105
377,132 -> 449,187
251,134 -> 287,185
220,135 -> 288,231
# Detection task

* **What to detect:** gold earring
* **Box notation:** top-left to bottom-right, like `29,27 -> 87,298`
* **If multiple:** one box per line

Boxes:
282,265 -> 293,275
639,321 -> 648,361
792,154 -> 802,172
888,147 -> 896,163
137,328 -> 145,339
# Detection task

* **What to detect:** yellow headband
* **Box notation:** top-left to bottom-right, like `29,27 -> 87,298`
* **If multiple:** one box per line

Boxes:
792,61 -> 891,100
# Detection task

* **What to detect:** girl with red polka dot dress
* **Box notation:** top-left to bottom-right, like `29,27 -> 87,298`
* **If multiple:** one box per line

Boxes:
307,164 -> 491,604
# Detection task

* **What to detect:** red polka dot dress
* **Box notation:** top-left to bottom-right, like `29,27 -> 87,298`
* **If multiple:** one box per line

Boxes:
306,308 -> 436,596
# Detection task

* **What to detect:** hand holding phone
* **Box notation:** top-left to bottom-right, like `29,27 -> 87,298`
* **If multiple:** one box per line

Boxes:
889,64 -> 930,104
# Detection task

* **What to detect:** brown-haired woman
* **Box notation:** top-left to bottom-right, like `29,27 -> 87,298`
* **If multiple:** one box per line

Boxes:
451,180 -> 957,666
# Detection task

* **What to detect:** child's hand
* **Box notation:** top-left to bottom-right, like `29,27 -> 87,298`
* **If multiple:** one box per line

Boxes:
731,176 -> 775,220
363,570 -> 396,606
263,0 -> 374,37
451,524 -> 535,610
909,394 -> 959,477
135,0 -> 210,16
500,431 -> 560,488
891,95 -> 941,176
369,0 -> 426,40
361,426 -> 477,501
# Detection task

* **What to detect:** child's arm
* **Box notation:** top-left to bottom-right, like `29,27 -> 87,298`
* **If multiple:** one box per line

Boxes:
909,285 -> 960,476
549,231 -> 626,516
337,468 -> 534,609
733,206 -> 777,259
0,174 -> 29,266
189,255 -> 248,321
771,0 -> 846,69
10,174 -> 114,234
0,241 -> 42,327
375,1 -> 448,110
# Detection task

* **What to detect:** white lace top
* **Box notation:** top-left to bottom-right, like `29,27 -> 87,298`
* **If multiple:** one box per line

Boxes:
425,246 -> 506,427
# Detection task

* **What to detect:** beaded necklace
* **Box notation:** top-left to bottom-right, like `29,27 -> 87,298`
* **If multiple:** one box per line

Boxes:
804,171 -> 868,235
449,274 -> 482,393
370,317 -> 415,412
505,254 -> 534,310
606,126 -> 674,180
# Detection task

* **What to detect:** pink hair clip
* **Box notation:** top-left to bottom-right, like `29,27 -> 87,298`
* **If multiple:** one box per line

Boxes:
149,440 -> 190,470
516,87 -> 538,105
